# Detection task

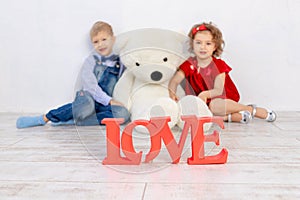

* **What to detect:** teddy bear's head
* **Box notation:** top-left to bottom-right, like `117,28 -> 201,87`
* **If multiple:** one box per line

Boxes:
114,28 -> 189,84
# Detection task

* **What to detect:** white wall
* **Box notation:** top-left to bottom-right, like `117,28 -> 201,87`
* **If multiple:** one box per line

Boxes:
1,0 -> 299,113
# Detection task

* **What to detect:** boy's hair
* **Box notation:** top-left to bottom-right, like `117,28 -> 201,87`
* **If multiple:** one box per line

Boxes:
188,22 -> 224,57
90,21 -> 114,39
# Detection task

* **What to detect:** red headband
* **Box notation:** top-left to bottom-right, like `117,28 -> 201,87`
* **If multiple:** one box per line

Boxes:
192,24 -> 208,36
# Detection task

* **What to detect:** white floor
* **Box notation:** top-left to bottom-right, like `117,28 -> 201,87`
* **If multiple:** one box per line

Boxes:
0,112 -> 299,199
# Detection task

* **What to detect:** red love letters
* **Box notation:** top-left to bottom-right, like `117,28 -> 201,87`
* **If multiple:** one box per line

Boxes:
101,115 -> 228,165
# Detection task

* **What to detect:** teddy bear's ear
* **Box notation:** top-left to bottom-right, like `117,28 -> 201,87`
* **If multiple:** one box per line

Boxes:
175,31 -> 191,58
113,33 -> 130,55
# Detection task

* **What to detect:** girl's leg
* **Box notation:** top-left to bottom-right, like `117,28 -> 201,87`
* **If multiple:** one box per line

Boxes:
209,98 -> 252,123
223,111 -> 251,123
209,98 -> 250,116
209,98 -> 275,122
248,104 -> 276,121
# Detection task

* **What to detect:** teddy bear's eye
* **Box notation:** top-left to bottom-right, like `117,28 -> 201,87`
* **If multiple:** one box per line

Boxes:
163,57 -> 168,62
136,62 -> 140,66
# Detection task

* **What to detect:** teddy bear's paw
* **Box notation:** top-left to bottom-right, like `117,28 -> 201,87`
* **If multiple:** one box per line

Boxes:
148,97 -> 179,127
129,97 -> 179,134
177,95 -> 213,132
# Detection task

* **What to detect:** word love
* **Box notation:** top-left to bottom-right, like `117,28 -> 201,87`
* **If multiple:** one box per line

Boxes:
101,115 -> 228,165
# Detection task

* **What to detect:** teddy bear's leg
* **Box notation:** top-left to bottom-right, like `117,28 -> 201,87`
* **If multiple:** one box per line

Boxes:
177,95 -> 213,132
148,97 -> 179,128
130,97 -> 179,134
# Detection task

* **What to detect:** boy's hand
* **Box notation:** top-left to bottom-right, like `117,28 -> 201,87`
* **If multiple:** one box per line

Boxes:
110,99 -> 124,106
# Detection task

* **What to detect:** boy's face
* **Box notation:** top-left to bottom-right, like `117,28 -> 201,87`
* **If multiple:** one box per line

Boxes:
92,31 -> 115,56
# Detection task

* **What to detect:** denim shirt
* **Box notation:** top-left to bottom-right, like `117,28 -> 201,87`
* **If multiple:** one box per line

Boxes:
80,50 -> 125,106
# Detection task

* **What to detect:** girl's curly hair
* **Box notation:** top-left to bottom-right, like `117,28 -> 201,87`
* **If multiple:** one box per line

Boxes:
188,22 -> 225,57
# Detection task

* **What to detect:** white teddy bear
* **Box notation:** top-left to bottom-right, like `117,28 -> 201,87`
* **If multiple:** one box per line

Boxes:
113,28 -> 212,132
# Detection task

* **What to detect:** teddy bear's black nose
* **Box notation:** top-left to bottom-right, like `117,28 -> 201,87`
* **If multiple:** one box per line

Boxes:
151,71 -> 163,81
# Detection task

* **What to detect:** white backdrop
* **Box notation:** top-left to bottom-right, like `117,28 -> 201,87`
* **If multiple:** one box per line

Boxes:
1,0 -> 299,113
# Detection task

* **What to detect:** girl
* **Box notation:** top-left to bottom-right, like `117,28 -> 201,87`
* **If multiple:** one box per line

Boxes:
168,22 -> 276,123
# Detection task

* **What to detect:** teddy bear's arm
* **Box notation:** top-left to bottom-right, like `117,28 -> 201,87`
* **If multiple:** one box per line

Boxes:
112,70 -> 134,109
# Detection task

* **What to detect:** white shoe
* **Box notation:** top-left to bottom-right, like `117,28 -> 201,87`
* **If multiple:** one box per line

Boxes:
228,110 -> 252,124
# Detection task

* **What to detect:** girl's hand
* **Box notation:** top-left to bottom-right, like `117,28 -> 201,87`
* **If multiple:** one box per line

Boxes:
198,92 -> 208,103
169,92 -> 179,102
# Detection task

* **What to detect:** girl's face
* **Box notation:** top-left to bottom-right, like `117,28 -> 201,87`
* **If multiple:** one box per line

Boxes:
92,31 -> 115,56
192,31 -> 216,60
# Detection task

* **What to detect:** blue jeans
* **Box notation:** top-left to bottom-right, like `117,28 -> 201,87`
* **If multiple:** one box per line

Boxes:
45,91 -> 130,126
74,90 -> 130,125
45,63 -> 130,125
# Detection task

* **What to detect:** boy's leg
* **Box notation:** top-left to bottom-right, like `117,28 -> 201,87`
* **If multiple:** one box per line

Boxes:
45,103 -> 73,123
72,90 -> 95,121
16,91 -> 96,128
71,90 -> 97,126
76,103 -> 110,126
75,113 -> 99,126
16,115 -> 47,129
16,103 -> 74,129
76,104 -> 130,126
52,91 -> 96,126
96,104 -> 130,125
111,105 -> 131,123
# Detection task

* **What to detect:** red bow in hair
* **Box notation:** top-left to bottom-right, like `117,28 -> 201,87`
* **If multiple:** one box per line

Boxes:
192,24 -> 208,36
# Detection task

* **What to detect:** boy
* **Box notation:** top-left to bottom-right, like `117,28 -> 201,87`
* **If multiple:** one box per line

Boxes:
16,21 -> 130,128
